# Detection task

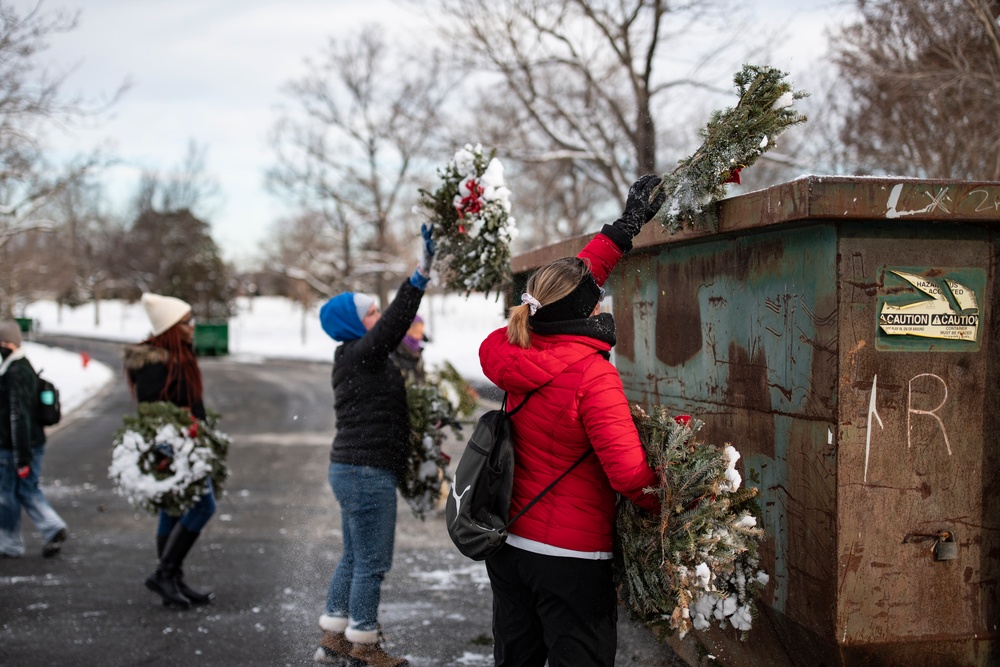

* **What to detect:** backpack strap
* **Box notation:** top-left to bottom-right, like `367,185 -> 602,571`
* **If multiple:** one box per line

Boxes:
503,387 -> 540,417
506,448 -> 592,529
499,380 -> 593,529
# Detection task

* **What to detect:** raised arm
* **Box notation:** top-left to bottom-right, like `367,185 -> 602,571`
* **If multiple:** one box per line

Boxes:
579,174 -> 665,286
346,223 -> 435,364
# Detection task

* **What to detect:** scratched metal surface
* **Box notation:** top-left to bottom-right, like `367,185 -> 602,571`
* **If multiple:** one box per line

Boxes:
608,224 -> 841,666
511,177 -> 1000,666
837,224 -> 997,647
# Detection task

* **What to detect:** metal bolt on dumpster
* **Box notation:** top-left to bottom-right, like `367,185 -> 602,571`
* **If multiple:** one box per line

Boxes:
512,176 -> 1000,667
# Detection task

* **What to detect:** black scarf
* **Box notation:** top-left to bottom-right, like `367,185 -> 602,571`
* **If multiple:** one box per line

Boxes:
529,312 -> 617,356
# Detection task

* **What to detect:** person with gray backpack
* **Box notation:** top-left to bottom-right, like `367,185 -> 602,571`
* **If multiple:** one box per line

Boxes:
473,175 -> 666,667
0,320 -> 68,558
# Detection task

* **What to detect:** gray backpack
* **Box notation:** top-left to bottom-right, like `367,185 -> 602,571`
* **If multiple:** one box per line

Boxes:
445,389 -> 590,560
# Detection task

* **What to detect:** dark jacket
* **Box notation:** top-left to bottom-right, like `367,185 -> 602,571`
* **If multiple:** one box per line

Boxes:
0,349 -> 45,468
329,279 -> 424,478
123,343 -> 207,420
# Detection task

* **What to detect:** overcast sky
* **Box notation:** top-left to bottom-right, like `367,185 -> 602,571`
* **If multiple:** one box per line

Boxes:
23,0 -> 853,266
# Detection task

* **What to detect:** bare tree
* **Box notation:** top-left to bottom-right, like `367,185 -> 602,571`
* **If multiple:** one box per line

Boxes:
462,91 -> 611,249
258,210 -> 345,344
26,172 -> 125,324
268,26 -> 455,306
831,0 -> 1000,179
430,0 -> 747,230
131,139 -> 222,219
0,1 -> 125,317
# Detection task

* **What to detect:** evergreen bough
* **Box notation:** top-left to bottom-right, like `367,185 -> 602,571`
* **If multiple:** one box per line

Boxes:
400,361 -> 477,519
653,64 -> 808,234
616,406 -> 768,640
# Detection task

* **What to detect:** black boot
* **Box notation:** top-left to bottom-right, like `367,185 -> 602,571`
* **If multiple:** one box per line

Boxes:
145,564 -> 190,608
146,527 -> 193,608
160,525 -> 214,605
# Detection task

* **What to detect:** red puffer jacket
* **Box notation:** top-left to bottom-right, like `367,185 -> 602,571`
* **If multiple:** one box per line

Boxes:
478,232 -> 659,556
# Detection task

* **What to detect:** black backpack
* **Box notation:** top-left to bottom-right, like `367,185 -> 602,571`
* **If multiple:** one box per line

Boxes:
445,388 -> 591,560
35,370 -> 61,427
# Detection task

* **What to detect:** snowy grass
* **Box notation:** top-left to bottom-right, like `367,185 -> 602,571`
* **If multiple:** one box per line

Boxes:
21,292 -> 509,418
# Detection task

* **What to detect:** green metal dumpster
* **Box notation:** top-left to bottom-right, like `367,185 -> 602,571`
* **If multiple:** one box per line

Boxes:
193,320 -> 229,356
15,317 -> 33,334
512,176 -> 1000,667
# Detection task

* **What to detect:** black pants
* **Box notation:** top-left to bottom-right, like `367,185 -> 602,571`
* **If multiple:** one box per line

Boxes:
486,545 -> 617,667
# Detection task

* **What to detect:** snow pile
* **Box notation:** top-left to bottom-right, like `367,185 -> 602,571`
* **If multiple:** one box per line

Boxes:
24,293 -> 508,384
21,342 -> 114,417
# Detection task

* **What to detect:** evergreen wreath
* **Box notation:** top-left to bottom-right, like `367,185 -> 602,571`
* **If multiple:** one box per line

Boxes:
400,361 -> 478,519
616,406 -> 769,640
108,402 -> 230,517
653,63 -> 808,234
416,144 -> 517,297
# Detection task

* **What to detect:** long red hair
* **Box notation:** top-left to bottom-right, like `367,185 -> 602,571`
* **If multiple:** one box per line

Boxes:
131,324 -> 203,407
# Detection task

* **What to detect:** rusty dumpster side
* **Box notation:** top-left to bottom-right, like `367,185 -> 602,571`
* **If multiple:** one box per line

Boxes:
511,176 -> 1000,667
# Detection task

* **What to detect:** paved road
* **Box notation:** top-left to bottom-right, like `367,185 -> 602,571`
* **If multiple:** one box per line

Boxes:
0,336 -> 685,666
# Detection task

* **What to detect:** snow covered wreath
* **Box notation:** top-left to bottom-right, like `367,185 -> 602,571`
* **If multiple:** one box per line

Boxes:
400,362 -> 477,520
416,143 -> 517,296
109,402 -> 231,516
616,406 -> 769,640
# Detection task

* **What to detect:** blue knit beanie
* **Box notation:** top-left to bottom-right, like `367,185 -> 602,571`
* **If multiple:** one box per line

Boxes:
320,292 -> 375,341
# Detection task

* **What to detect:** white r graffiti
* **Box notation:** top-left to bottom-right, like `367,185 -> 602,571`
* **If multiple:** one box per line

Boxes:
907,373 -> 952,456
864,374 -> 884,484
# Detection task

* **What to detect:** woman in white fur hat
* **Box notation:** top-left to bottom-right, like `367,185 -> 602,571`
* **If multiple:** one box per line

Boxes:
123,293 -> 216,609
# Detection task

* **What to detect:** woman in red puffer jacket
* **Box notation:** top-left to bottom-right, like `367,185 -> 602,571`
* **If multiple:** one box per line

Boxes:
478,174 -> 666,667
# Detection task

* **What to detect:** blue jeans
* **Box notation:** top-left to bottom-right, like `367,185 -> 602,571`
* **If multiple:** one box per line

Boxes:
325,463 -> 397,631
157,479 -> 216,537
0,447 -> 68,557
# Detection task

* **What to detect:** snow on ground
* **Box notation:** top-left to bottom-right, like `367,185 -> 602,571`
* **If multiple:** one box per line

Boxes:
22,292 -> 509,417
20,342 -> 115,417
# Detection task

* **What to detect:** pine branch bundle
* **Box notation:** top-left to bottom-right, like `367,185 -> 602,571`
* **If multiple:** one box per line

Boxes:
653,64 -> 808,234
616,406 -> 768,640
108,402 -> 230,516
400,361 -> 478,519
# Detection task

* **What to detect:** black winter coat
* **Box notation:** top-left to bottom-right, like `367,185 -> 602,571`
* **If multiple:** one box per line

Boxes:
123,344 -> 207,420
329,279 -> 423,479
0,350 -> 45,468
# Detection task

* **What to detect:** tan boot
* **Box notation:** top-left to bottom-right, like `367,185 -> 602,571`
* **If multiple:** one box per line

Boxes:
314,615 -> 352,665
346,627 -> 408,667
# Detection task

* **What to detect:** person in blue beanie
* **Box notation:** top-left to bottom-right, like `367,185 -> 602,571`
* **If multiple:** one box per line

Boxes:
313,224 -> 434,667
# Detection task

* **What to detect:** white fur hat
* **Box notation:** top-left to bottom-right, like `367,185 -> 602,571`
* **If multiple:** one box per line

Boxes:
141,293 -> 192,336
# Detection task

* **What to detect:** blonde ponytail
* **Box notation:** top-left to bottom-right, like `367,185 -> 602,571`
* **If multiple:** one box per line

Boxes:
507,304 -> 532,348
506,257 -> 592,348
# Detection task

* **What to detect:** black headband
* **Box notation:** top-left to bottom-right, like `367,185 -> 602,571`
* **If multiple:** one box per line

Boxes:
530,270 -> 602,323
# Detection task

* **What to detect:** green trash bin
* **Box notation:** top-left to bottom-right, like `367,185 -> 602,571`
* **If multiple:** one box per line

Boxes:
15,317 -> 33,334
193,321 -> 229,356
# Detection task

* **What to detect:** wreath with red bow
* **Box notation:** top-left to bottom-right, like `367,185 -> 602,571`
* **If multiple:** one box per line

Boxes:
416,144 -> 517,297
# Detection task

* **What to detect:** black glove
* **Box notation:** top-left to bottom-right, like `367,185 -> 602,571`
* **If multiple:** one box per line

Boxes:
613,174 -> 666,238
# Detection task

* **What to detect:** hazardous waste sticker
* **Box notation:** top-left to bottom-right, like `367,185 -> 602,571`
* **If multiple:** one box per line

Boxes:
878,270 -> 979,341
